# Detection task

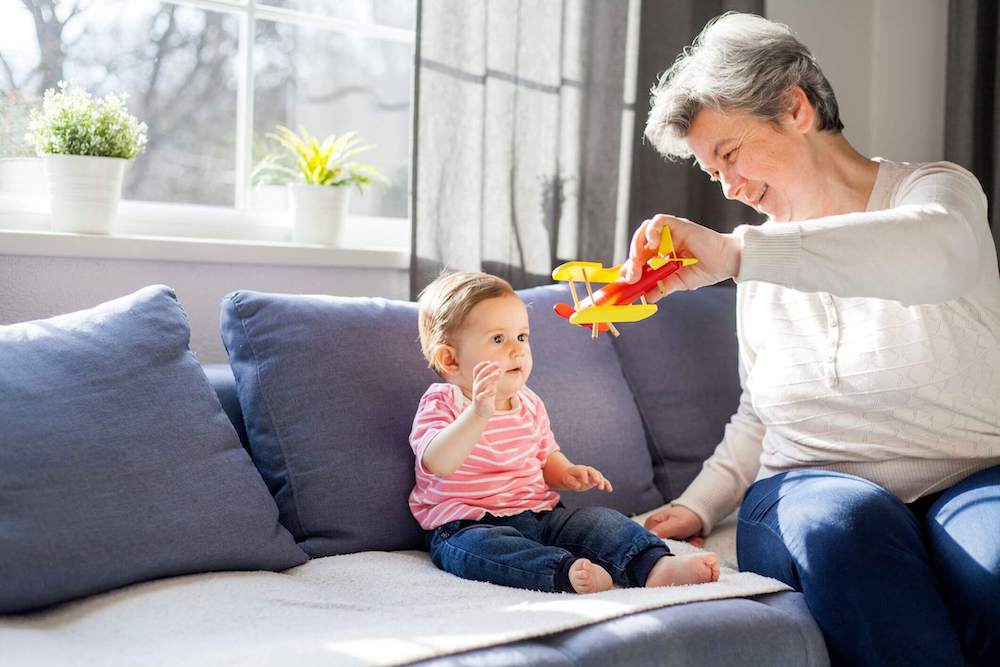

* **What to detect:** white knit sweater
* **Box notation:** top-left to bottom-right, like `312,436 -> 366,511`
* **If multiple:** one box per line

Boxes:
675,159 -> 1000,534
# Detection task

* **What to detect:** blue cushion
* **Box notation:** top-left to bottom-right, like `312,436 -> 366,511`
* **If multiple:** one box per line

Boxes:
0,286 -> 307,614
220,286 -> 663,558
517,285 -> 663,513
221,292 -> 437,556
611,287 -> 741,501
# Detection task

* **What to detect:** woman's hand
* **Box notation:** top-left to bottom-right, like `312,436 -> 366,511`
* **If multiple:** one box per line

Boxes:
621,214 -> 742,303
560,465 -> 613,493
644,504 -> 705,547
471,361 -> 502,419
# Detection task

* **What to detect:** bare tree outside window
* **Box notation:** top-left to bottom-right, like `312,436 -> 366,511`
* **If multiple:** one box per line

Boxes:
0,0 -> 414,220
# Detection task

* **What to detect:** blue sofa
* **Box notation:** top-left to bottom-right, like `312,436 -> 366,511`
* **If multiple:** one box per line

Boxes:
208,283 -> 829,666
0,283 -> 829,666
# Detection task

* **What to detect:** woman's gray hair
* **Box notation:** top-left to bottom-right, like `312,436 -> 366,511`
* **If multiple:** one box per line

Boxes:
645,12 -> 844,160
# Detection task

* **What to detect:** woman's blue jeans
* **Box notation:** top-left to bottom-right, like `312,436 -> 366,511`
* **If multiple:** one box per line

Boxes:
428,505 -> 669,593
737,466 -> 1000,667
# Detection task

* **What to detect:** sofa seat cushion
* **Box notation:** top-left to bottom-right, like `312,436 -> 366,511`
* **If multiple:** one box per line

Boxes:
0,548 -> 826,667
414,591 -> 828,667
219,285 -> 663,558
0,285 -> 307,614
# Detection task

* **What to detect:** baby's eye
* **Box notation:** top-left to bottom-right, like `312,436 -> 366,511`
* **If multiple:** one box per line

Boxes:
517,333 -> 529,342
492,334 -> 504,344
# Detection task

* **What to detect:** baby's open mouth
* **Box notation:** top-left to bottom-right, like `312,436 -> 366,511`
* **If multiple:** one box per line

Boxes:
506,367 -> 521,374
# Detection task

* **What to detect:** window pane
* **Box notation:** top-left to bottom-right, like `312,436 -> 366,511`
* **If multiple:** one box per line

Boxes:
0,1 -> 238,207
254,17 -> 412,218
258,0 -> 416,31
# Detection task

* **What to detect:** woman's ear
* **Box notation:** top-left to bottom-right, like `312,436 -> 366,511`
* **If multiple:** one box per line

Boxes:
785,85 -> 816,134
433,344 -> 460,376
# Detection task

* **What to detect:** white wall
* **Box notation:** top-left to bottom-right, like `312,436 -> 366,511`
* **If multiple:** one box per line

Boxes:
2,2 -> 948,364
766,0 -> 948,162
0,253 -> 408,363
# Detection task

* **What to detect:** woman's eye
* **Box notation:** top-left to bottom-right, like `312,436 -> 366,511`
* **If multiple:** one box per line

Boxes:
723,147 -> 738,163
492,334 -> 503,344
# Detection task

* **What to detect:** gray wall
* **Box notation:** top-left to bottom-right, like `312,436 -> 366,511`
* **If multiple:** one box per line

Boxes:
0,252 -> 408,363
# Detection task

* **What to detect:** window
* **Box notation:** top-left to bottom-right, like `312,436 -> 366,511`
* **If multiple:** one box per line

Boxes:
0,0 -> 415,244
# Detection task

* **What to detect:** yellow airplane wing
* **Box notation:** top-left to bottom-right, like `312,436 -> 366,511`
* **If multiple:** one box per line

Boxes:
568,304 -> 658,325
551,261 -> 623,284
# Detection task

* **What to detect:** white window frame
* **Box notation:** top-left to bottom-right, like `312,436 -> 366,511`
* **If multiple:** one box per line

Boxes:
0,0 -> 415,259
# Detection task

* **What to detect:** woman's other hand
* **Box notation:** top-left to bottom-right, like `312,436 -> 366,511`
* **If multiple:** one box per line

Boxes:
621,214 -> 742,302
644,504 -> 705,547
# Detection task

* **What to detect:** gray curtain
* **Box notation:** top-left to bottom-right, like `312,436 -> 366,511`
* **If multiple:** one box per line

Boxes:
628,0 -> 764,242
411,0 -> 763,298
944,0 -> 1000,262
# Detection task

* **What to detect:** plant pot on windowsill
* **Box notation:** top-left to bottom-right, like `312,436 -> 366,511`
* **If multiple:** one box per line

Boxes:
27,82 -> 147,235
43,154 -> 128,234
289,183 -> 351,245
253,125 -> 386,247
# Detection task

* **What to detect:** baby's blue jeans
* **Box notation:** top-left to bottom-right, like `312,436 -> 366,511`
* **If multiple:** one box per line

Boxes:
737,466 -> 1000,667
427,505 -> 670,593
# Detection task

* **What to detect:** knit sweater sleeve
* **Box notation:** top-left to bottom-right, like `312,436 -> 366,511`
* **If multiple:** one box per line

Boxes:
671,356 -> 764,535
734,161 -> 991,306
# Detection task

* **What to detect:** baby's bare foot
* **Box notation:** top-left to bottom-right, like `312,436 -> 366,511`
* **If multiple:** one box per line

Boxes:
569,558 -> 613,594
645,552 -> 720,587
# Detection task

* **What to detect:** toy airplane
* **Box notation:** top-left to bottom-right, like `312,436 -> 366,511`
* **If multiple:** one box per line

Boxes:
551,225 -> 699,339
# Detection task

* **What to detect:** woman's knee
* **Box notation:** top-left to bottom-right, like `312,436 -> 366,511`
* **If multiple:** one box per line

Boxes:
738,471 -> 924,575
925,468 -> 1000,664
742,471 -> 913,544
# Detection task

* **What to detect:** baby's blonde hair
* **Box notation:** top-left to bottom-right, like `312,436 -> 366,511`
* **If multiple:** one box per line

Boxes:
417,271 -> 517,375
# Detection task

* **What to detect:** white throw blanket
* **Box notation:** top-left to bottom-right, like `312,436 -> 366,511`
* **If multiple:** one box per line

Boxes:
0,525 -> 785,667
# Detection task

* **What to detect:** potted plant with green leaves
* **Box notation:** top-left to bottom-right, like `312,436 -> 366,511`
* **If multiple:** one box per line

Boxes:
27,82 -> 147,234
253,124 -> 386,245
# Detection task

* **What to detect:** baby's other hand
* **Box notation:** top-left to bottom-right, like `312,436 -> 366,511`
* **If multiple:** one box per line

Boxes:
562,465 -> 613,493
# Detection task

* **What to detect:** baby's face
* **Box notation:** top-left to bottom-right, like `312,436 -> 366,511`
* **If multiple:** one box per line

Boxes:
449,295 -> 532,404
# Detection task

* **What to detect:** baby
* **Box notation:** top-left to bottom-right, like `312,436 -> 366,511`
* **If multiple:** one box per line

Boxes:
409,271 -> 719,594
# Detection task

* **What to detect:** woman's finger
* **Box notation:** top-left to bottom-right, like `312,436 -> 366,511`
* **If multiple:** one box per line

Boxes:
626,220 -> 656,282
644,216 -> 666,251
644,509 -> 670,529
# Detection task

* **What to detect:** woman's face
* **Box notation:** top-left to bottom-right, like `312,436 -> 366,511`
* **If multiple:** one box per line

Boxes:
685,104 -> 813,222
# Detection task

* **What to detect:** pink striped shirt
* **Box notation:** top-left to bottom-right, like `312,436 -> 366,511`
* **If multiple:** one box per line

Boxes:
408,383 -> 561,530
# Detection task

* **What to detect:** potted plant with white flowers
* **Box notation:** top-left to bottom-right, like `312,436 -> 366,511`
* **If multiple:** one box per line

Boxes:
253,124 -> 386,245
27,82 -> 147,234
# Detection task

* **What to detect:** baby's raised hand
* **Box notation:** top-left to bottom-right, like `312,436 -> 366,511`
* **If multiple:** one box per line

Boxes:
562,465 -> 613,493
471,361 -> 502,419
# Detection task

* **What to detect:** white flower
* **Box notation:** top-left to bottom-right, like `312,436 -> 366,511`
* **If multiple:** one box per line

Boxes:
27,81 -> 147,159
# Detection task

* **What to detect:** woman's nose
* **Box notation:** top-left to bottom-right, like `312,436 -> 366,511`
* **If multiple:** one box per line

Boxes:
720,170 -> 745,201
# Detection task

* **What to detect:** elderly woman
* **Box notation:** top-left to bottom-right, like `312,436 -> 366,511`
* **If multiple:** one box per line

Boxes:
625,12 -> 1000,667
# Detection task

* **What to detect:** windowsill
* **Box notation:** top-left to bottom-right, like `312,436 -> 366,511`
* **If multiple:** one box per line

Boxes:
0,194 -> 410,269
0,228 -> 410,269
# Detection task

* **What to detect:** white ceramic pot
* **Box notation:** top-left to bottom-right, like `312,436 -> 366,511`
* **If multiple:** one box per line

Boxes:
289,183 -> 351,246
43,154 -> 127,234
